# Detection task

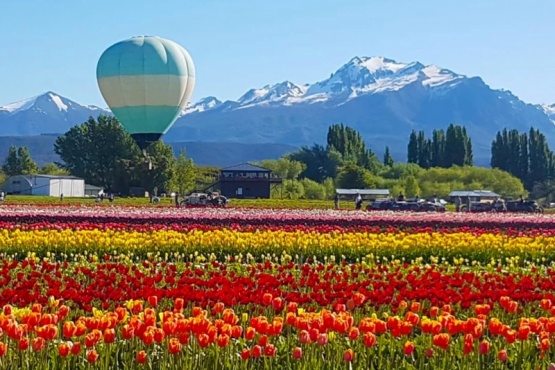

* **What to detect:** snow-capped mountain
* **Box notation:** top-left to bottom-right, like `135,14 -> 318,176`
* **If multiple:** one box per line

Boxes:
0,92 -> 108,136
237,81 -> 308,106
540,103 -> 555,124
2,56 -> 555,166
181,96 -> 222,116
169,56 -> 555,165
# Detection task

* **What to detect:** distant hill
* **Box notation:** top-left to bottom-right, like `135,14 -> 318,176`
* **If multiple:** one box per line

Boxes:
0,136 -> 297,167
2,56 -> 555,167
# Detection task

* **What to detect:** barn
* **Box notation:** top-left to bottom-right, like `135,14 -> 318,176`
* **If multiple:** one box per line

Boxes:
217,163 -> 282,199
1,174 -> 85,197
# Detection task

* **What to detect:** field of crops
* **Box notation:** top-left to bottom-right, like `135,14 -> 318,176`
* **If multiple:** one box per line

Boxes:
0,205 -> 555,369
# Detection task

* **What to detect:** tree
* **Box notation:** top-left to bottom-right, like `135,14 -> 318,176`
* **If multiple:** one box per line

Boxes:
430,129 -> 446,167
336,162 -> 380,189
2,145 -> 38,176
383,146 -> 394,167
136,141 -> 176,197
288,144 -> 341,182
404,175 -> 420,197
408,125 -> 472,169
39,163 -> 69,175
491,127 -> 553,190
54,115 -> 139,191
444,124 -> 472,167
300,178 -> 327,199
326,123 -> 381,172
171,149 -> 196,196
2,146 -> 20,176
407,131 -> 418,164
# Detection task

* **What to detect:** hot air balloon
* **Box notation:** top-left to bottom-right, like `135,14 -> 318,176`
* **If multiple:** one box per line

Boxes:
96,36 -> 195,151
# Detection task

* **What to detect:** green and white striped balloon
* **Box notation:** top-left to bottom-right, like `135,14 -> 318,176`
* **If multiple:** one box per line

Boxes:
96,36 -> 195,149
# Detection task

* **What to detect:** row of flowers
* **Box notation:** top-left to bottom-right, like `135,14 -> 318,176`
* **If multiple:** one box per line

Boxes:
0,258 -> 554,312
0,228 -> 554,263
0,295 -> 555,369
0,205 -> 552,229
1,220 -> 554,237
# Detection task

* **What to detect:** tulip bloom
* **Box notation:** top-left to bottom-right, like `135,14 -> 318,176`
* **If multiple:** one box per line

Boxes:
137,350 -> 147,364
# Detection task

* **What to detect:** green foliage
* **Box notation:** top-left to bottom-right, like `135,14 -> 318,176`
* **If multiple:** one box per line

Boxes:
171,149 -> 196,195
531,180 -> 555,205
288,144 -> 341,182
383,146 -> 394,167
300,178 -> 327,200
137,141 -> 176,196
38,163 -> 69,176
408,125 -> 473,169
491,127 -> 554,190
322,177 -> 336,199
54,115 -> 138,190
379,163 -> 423,180
1,146 -> 38,176
403,175 -> 420,197
195,166 -> 220,191
259,158 -> 305,181
416,166 -> 525,199
336,162 -> 381,189
327,123 -> 382,172
282,180 -> 305,199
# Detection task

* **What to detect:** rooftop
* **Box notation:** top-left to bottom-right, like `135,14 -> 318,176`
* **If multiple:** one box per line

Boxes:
448,190 -> 500,197
221,163 -> 272,172
336,189 -> 391,196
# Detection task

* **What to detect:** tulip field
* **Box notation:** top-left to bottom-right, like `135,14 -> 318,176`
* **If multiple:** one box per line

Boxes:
1,206 -> 555,368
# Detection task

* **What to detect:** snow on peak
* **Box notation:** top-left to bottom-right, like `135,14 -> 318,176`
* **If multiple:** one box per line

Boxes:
0,91 -> 108,117
0,95 -> 38,114
541,103 -> 555,124
237,81 -> 307,106
421,65 -> 463,87
181,96 -> 223,115
48,92 -> 69,112
305,56 -> 464,100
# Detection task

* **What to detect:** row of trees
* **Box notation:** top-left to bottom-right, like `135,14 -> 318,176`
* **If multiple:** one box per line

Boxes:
256,124 -> 525,200
0,116 -> 536,201
1,145 -> 69,178
491,128 -> 555,190
52,116 -> 202,196
407,124 -> 473,169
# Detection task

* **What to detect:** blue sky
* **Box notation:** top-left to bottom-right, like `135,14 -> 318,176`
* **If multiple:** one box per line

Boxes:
1,0 -> 554,107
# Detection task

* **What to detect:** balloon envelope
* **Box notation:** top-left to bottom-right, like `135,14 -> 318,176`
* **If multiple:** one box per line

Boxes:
96,36 -> 195,149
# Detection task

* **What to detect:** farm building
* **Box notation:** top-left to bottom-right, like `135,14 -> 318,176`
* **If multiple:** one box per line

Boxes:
217,163 -> 282,199
448,190 -> 501,204
336,188 -> 390,200
84,184 -> 104,197
1,174 -> 85,197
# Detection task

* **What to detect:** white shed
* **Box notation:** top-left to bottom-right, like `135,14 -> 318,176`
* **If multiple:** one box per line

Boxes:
1,175 -> 85,197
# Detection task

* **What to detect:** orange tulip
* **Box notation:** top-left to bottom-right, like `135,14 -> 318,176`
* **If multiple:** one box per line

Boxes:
343,349 -> 355,362
86,349 -> 99,363
58,342 -> 71,357
18,337 -> 29,351
168,338 -> 182,354
404,341 -> 415,356
32,337 -> 45,352
137,350 -> 147,364
363,332 -> 377,348
433,333 -> 450,350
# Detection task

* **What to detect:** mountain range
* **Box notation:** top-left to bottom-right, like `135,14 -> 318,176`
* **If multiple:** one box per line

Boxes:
1,56 -> 555,166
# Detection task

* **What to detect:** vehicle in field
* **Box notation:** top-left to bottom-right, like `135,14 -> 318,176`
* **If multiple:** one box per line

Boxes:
367,198 -> 446,212
180,192 -> 229,207
460,199 -> 543,213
